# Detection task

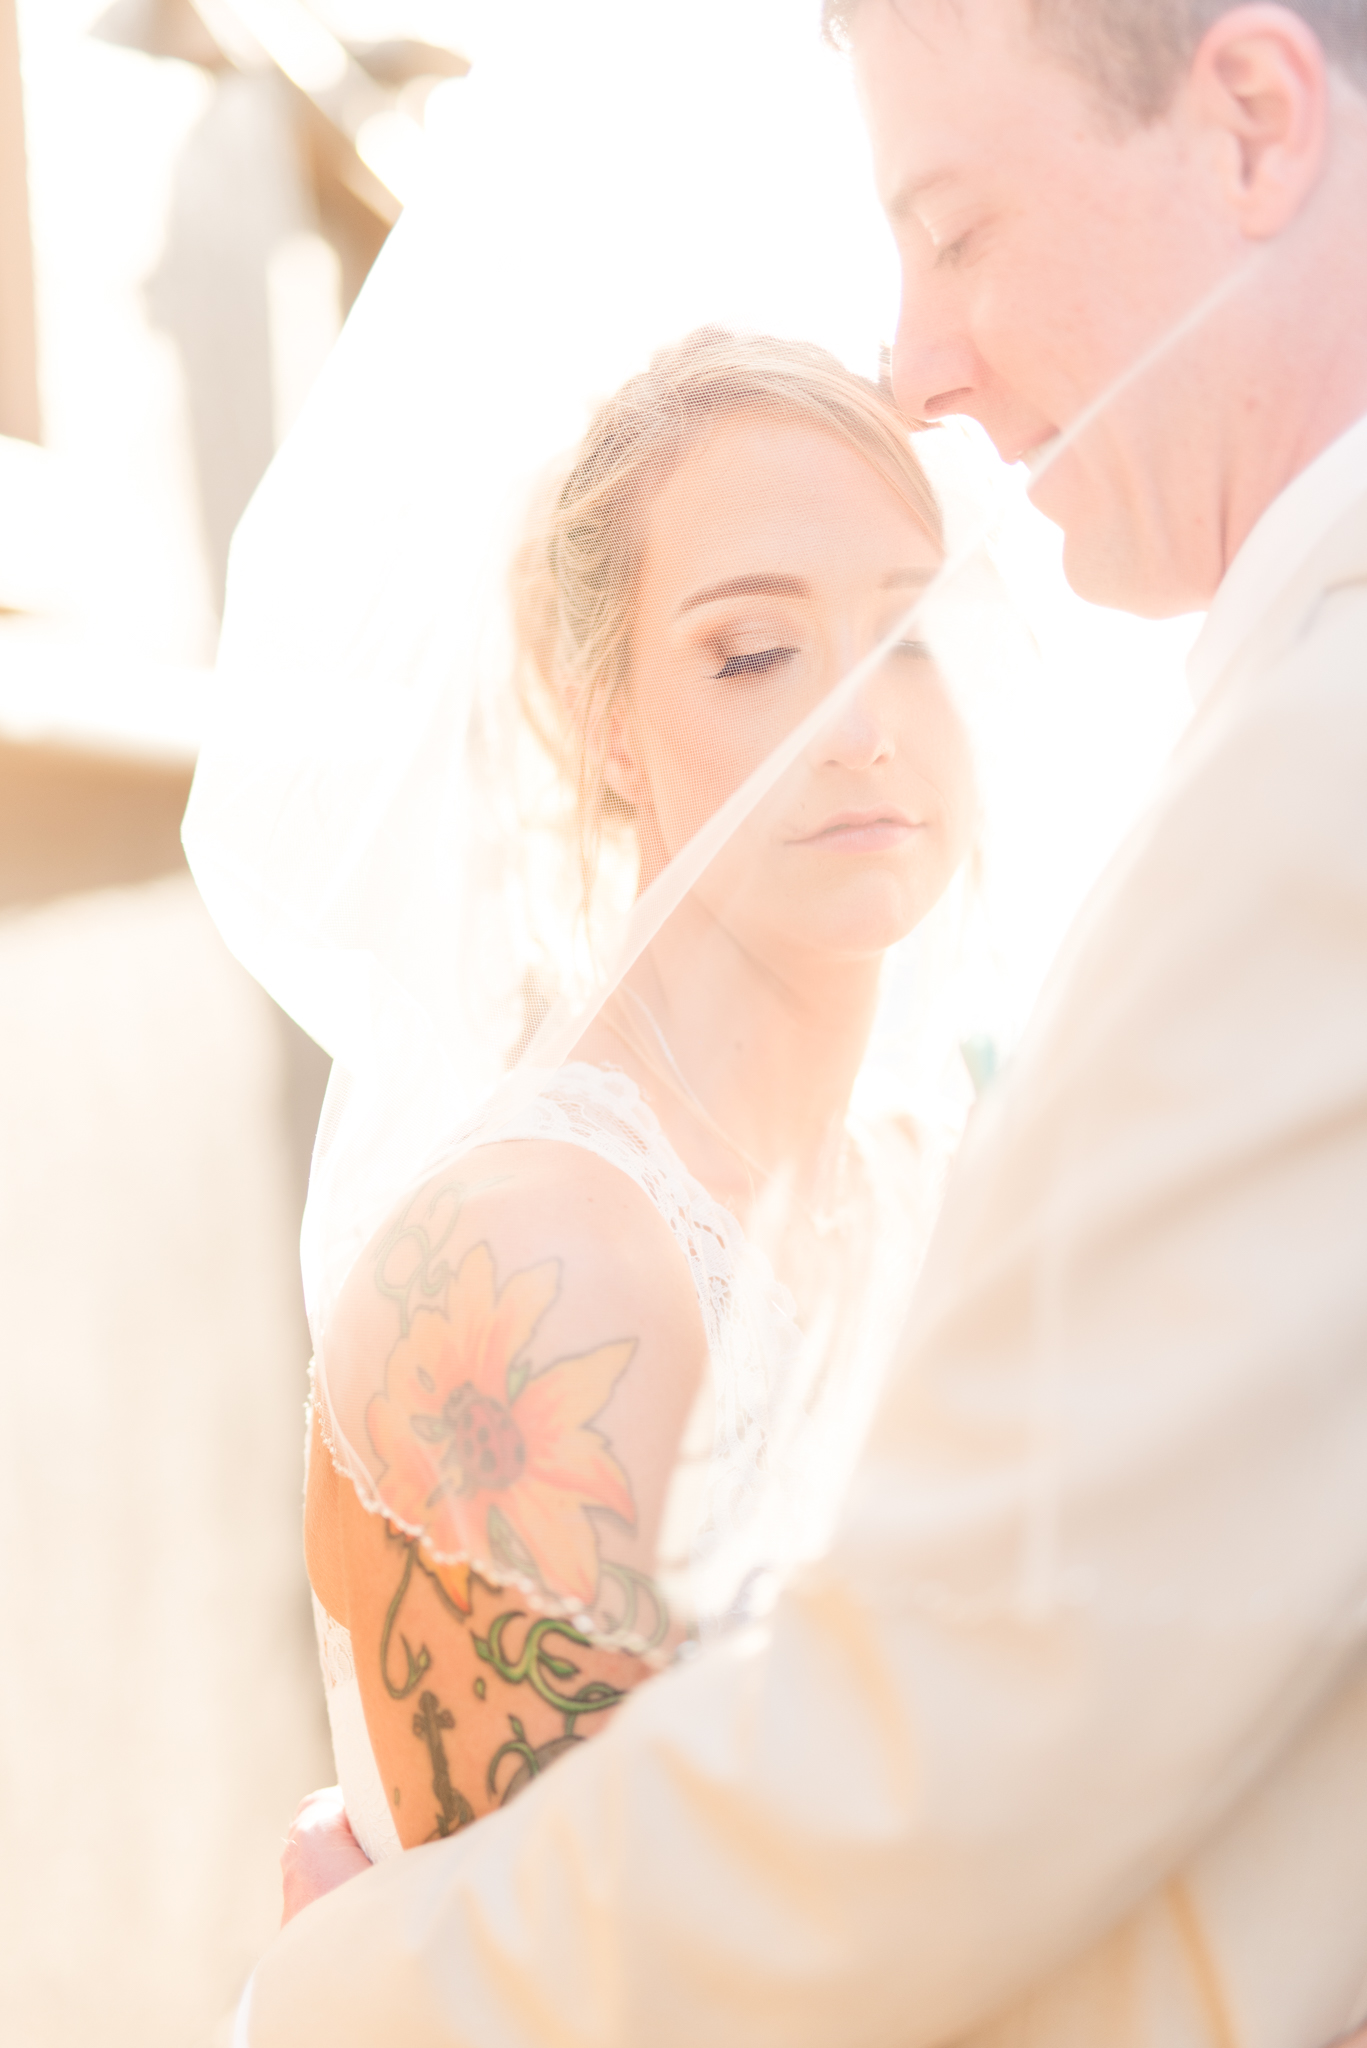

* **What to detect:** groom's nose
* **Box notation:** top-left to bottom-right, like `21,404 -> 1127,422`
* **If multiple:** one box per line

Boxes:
890,275 -> 1047,467
890,272 -> 981,426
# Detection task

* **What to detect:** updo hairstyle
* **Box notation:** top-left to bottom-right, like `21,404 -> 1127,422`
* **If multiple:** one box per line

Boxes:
511,326 -> 943,902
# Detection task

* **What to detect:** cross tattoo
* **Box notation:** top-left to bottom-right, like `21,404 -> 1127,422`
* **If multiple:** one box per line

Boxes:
411,1688 -> 475,1838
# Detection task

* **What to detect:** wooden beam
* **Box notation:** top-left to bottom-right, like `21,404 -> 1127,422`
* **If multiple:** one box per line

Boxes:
0,739 -> 193,912
0,0 -> 39,445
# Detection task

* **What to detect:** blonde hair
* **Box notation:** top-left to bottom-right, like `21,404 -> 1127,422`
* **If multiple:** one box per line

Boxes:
512,326 -> 943,903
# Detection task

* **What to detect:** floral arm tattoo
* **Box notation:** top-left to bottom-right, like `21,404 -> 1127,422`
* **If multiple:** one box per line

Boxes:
366,1233 -> 637,1609
345,1187 -> 673,1841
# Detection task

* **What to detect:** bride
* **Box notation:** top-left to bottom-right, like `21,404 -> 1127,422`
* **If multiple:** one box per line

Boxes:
294,326 -> 978,1882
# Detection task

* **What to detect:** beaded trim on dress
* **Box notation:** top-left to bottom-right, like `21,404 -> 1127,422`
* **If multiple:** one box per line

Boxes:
481,1062 -> 796,1348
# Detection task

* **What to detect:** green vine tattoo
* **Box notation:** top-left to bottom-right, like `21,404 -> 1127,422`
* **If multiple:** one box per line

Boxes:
487,1715 -> 583,1805
596,1560 -> 670,1652
379,1542 -> 431,1700
472,1611 -> 627,1736
373,1175 -> 508,1336
379,1530 -> 472,1701
410,1688 -> 475,1839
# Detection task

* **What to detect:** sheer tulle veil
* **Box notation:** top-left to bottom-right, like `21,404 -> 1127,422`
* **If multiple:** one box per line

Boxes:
182,0 -> 1240,1649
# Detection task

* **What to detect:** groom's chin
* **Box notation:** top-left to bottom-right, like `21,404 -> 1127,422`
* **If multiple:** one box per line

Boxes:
1059,528 -> 1162,617
1041,487 -> 1199,622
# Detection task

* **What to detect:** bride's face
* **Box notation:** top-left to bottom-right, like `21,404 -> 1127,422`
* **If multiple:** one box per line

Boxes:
615,412 -> 976,963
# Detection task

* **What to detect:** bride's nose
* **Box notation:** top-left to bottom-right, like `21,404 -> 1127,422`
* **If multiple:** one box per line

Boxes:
809,688 -> 894,772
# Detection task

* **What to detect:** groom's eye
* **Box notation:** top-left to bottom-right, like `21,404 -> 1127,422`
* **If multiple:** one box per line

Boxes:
713,646 -> 799,680
934,233 -> 972,270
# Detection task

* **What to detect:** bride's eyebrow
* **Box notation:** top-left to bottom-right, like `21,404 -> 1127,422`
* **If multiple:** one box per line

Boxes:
675,572 -> 809,616
676,564 -> 935,617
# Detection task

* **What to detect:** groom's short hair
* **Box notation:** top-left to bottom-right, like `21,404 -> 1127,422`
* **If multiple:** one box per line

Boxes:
822,1 -> 1367,120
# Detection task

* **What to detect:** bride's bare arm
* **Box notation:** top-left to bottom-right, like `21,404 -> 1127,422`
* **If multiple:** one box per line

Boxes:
305,1141 -> 707,1849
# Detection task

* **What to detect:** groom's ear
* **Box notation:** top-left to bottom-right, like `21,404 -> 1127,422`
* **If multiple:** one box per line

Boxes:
1187,5 -> 1331,238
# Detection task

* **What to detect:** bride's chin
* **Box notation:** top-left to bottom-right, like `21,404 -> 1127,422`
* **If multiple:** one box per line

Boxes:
810,872 -> 930,952
714,864 -> 935,964
786,908 -> 923,965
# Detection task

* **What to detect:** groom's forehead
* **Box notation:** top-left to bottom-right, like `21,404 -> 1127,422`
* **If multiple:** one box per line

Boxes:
845,0 -> 1045,101
835,0 -> 1024,45
853,0 -> 1047,152
856,0 -> 1108,221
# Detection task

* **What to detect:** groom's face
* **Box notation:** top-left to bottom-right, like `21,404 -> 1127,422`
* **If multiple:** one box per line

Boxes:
853,0 -> 1242,615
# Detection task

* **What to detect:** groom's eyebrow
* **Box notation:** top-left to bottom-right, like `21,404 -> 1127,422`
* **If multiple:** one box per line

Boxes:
677,573 -> 809,614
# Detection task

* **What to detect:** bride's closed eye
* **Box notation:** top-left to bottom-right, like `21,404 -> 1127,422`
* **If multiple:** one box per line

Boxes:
712,646 -> 799,681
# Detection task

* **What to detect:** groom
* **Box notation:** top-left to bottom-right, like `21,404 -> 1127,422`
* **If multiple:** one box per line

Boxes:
247,4 -> 1367,2041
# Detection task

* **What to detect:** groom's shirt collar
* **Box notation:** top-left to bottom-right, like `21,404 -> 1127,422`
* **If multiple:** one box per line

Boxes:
1188,405 -> 1367,705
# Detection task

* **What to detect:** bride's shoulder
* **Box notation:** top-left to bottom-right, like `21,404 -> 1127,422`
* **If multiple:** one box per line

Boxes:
438,1134 -> 686,1270
327,1135 -> 707,1403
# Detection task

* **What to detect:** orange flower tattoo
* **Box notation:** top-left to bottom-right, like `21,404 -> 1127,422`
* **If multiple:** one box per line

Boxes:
366,1243 -> 636,1610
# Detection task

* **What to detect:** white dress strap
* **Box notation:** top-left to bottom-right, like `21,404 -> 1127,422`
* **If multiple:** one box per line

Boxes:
478,1061 -> 798,1360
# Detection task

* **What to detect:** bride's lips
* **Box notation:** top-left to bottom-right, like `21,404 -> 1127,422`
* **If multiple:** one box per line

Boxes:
790,808 -> 922,853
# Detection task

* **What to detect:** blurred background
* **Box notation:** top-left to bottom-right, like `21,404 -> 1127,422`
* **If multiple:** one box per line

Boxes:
0,3 -> 475,2042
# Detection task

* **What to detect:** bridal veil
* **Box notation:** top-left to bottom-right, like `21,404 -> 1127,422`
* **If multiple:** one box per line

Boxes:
183,0 -> 1114,1650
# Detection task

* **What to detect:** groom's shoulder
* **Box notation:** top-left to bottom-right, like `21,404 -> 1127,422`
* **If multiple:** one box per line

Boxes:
1168,559 -> 1367,877
1229,486 -> 1367,729
1219,567 -> 1367,849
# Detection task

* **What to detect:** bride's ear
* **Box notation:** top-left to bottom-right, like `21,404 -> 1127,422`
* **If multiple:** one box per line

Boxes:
600,684 -> 650,810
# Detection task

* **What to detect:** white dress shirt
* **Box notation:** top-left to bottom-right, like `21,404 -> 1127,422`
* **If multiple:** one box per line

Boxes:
244,412 -> 1367,2048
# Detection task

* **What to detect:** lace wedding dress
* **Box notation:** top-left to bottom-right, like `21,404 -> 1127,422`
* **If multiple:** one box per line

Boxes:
309,1061 -> 937,1865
